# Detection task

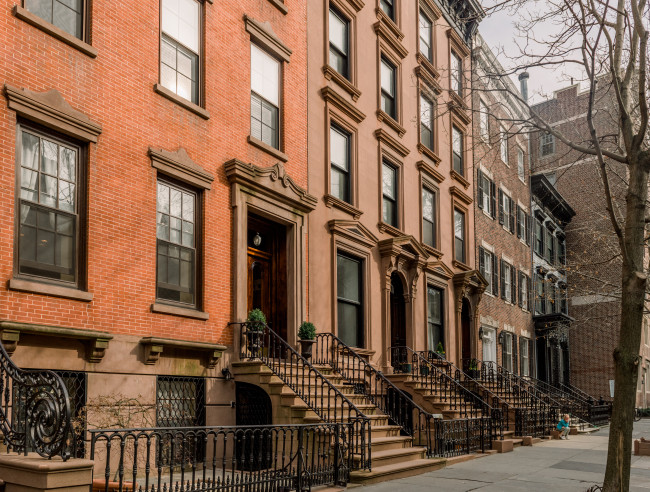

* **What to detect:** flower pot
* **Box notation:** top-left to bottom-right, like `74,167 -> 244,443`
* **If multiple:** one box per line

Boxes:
420,364 -> 430,377
247,329 -> 263,357
467,369 -> 479,379
299,339 -> 315,359
402,363 -> 412,374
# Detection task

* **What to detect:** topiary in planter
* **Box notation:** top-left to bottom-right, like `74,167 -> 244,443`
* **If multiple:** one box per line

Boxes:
246,309 -> 266,357
298,321 -> 316,359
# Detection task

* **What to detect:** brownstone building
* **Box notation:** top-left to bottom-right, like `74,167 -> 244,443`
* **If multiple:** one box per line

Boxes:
472,35 -> 535,376
530,80 -> 649,402
0,0 -> 311,432
307,0 -> 484,371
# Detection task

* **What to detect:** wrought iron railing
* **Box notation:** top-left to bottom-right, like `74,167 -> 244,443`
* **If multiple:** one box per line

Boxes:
0,340 -> 73,460
90,423 -> 352,492
235,322 -> 371,470
313,334 -> 488,457
392,347 -> 505,441
463,359 -> 558,438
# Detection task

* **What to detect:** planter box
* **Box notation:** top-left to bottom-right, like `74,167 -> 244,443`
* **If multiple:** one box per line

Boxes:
634,439 -> 650,456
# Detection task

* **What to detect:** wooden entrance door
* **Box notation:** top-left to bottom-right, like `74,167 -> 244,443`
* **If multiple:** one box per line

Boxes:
247,214 -> 287,341
390,273 -> 407,349
461,298 -> 472,361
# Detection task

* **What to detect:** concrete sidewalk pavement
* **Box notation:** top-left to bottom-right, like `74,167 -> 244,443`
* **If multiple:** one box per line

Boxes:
347,420 -> 650,491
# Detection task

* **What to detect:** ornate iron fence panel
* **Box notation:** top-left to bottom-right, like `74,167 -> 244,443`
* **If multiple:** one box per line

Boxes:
89,423 -> 352,492
0,341 -> 73,460
431,417 -> 489,457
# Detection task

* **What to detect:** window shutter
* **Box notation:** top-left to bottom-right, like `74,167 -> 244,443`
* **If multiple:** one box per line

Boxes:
509,198 -> 516,233
516,206 -> 522,238
479,246 -> 485,276
511,269 -> 517,304
528,275 -> 533,311
529,338 -> 536,377
517,271 -> 523,307
512,333 -> 518,375
501,332 -> 507,367
519,337 -> 525,377
492,254 -> 499,296
525,214 -> 531,245
490,181 -> 497,219
477,169 -> 484,209
500,259 -> 506,300
498,189 -> 504,224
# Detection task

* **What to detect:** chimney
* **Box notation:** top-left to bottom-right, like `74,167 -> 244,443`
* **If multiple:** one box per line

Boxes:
518,72 -> 530,102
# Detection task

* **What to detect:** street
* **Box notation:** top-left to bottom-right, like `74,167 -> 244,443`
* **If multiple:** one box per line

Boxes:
351,421 -> 650,491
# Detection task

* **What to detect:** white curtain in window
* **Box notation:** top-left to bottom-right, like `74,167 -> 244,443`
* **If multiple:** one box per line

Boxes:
162,0 -> 199,52
251,45 -> 279,106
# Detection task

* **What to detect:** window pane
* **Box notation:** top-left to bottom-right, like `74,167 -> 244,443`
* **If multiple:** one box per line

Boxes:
380,59 -> 395,97
58,181 -> 75,212
383,199 -> 396,226
419,12 -> 432,60
380,0 -> 394,19
22,131 -> 40,170
251,45 -> 280,106
337,254 -> 360,302
40,175 -> 58,207
422,187 -> 434,221
21,168 -> 38,202
329,9 -> 348,55
382,93 -> 395,117
452,127 -> 462,155
25,0 -> 53,24
170,188 -> 182,217
41,140 -> 58,176
382,163 -> 396,199
338,302 -> 360,347
182,192 -> 194,221
162,0 -> 199,53
53,0 -> 82,38
420,95 -> 432,130
454,210 -> 464,240
330,127 -> 349,171
59,147 -> 76,182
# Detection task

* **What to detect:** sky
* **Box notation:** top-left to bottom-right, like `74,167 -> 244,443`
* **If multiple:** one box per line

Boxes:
478,7 -> 585,104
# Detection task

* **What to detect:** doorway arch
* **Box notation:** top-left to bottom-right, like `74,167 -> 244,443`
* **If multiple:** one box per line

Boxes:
235,382 -> 272,470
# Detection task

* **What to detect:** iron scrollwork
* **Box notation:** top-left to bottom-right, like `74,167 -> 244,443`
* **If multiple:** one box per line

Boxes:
0,340 -> 72,460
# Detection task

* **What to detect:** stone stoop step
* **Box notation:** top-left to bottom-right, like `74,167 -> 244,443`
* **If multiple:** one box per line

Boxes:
349,457 -> 447,485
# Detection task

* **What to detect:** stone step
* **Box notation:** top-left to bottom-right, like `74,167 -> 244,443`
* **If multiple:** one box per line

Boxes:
368,435 -> 414,452
356,446 -> 428,467
349,457 -> 446,485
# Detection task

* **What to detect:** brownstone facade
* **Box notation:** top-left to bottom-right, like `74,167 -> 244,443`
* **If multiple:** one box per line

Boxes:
307,0 -> 484,370
0,0 -> 311,428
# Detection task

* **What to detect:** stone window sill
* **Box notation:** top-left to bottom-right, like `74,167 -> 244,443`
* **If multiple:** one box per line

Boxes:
378,221 -> 403,237
13,6 -> 98,58
247,135 -> 289,162
323,194 -> 363,219
151,302 -> 209,320
8,278 -> 93,302
376,110 -> 406,137
267,0 -> 288,14
422,243 -> 443,258
153,84 -> 210,120
322,65 -> 361,101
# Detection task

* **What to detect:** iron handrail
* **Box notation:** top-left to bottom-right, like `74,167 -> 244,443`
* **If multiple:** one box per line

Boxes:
313,334 -> 455,457
0,340 -> 72,460
396,347 -> 504,440
235,322 -> 371,470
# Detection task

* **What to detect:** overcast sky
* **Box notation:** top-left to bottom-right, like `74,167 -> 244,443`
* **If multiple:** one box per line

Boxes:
478,8 -> 585,104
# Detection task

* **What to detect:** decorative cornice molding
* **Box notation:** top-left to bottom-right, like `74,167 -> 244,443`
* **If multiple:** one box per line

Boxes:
450,169 -> 470,190
419,0 -> 443,20
266,0 -> 288,14
322,65 -> 362,101
321,86 -> 366,123
244,15 -> 292,62
417,143 -> 441,165
376,110 -> 406,137
450,185 -> 473,204
341,0 -> 365,12
446,28 -> 470,57
416,161 -> 445,183
374,20 -> 408,59
4,85 -> 102,142
374,128 -> 409,157
449,98 -> 471,126
149,147 -> 214,190
224,159 -> 317,212
415,57 -> 442,87
328,219 -> 378,248
140,337 -> 226,368
374,8 -> 404,40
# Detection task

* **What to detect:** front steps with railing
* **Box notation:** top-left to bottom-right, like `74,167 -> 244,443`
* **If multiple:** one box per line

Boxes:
231,360 -> 447,485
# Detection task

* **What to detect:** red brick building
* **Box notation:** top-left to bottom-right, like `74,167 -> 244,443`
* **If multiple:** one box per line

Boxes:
472,35 -> 535,376
0,0 -> 311,431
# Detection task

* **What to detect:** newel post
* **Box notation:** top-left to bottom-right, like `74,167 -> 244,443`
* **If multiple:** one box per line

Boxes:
0,454 -> 94,492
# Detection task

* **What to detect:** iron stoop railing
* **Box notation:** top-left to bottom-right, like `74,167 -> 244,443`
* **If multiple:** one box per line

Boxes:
235,322 -> 371,471
90,423 -> 352,492
313,335 -> 489,457
0,340 -> 74,460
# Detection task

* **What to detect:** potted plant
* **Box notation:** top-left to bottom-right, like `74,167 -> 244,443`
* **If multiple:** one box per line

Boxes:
298,321 -> 316,359
435,342 -> 446,360
467,359 -> 479,379
419,362 -> 430,377
246,309 -> 266,357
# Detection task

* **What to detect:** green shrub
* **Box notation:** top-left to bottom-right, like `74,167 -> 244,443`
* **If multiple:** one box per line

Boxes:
298,321 -> 316,340
247,309 -> 266,331
436,342 -> 445,355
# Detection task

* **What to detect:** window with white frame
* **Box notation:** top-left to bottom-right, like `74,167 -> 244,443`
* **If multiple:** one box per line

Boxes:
251,45 -> 280,149
521,340 -> 529,376
479,99 -> 489,141
420,94 -> 434,150
418,10 -> 433,62
504,262 -> 512,301
503,332 -> 513,372
500,127 -> 508,163
451,51 -> 462,96
517,147 -> 525,181
519,272 -> 529,310
540,132 -> 555,156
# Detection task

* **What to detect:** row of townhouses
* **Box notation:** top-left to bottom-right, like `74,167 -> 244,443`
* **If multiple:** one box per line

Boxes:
0,0 -> 643,487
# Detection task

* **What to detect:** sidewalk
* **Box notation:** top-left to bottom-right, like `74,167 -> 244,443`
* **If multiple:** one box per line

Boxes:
348,420 -> 650,491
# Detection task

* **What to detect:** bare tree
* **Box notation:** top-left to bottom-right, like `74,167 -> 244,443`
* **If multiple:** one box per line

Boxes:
467,0 -> 649,489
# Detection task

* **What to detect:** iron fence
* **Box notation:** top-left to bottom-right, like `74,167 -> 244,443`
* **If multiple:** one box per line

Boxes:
432,417 -> 490,457
89,423 -> 352,492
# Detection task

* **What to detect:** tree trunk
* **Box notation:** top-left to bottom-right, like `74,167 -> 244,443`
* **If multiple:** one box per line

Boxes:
603,160 -> 648,492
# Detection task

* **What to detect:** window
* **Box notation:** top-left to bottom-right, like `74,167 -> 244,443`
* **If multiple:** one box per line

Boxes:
330,125 -> 351,203
25,0 -> 85,39
535,275 -> 545,314
534,218 -> 544,257
540,132 -> 555,156
451,51 -> 462,96
517,148 -> 525,181
500,127 -> 508,164
520,339 -> 530,377
329,7 -> 349,78
422,186 -> 436,248
337,252 -> 363,347
479,99 -> 489,140
380,0 -> 395,20
420,94 -> 434,150
427,285 -> 444,351
18,127 -> 81,285
479,247 -> 498,296
382,161 -> 398,227
380,57 -> 397,119
558,237 -> 566,266
502,261 -> 512,302
503,332 -> 513,372
452,126 -> 463,175
477,169 -> 495,217
560,286 -> 568,314
516,206 -> 523,239
546,228 -> 555,263
454,209 -> 465,263
251,44 -> 280,149
519,271 -> 529,310
499,190 -> 514,233
160,0 -> 201,104
419,10 -> 432,62
156,181 -> 198,306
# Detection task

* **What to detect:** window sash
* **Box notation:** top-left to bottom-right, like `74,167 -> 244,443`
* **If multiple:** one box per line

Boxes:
25,0 -> 84,39
517,148 -> 525,179
251,92 -> 279,149
330,126 -> 351,203
419,11 -> 432,61
484,251 -> 492,291
451,51 -> 462,95
540,133 -> 555,156
380,0 -> 394,19
454,210 -> 465,263
452,126 -> 463,175
422,187 -> 435,247
251,44 -> 280,106
380,58 -> 396,118
337,253 -> 363,347
420,95 -> 433,149
500,130 -> 508,163
504,264 -> 511,301
479,100 -> 489,139
329,8 -> 349,78
382,163 -> 398,227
